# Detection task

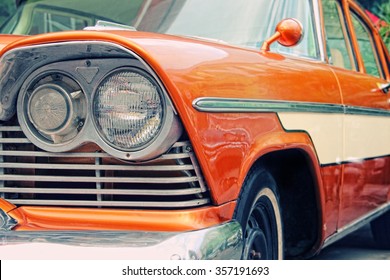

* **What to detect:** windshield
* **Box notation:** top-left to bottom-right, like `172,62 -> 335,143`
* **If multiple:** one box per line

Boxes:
0,0 -> 318,58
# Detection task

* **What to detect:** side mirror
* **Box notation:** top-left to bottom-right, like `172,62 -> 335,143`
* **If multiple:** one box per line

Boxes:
261,18 -> 304,52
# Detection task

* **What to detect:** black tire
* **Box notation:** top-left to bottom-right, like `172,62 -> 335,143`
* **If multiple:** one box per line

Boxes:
371,211 -> 390,249
234,166 -> 283,260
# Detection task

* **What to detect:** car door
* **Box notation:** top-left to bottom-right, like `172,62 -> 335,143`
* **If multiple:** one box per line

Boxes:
322,0 -> 390,229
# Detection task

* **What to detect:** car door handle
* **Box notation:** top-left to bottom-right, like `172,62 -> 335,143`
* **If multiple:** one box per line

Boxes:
378,83 -> 390,94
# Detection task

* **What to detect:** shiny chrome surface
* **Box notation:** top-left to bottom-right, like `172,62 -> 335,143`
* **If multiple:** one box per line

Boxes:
1,41 -> 182,161
84,20 -> 137,31
0,221 -> 243,260
312,0 -> 326,62
193,97 -> 344,113
0,208 -> 17,230
0,125 -> 210,208
193,97 -> 390,116
0,42 -> 132,121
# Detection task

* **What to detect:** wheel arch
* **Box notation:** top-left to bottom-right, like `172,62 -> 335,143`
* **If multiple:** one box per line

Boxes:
237,133 -> 325,259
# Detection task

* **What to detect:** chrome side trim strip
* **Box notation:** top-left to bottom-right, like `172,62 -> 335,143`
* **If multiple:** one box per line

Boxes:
345,106 -> 390,116
323,202 -> 390,248
193,98 -> 344,113
193,97 -> 390,116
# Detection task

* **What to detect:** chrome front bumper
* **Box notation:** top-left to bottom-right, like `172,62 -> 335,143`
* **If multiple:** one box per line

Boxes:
0,221 -> 243,260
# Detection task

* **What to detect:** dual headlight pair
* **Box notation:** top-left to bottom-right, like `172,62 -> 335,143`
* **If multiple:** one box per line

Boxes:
18,66 -> 181,161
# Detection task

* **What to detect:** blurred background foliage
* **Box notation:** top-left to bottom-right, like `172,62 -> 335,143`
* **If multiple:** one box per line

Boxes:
0,0 -> 389,50
357,0 -> 390,49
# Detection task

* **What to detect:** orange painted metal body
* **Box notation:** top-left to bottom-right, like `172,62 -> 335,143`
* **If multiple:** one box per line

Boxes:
0,35 -> 25,51
5,201 -> 235,231
0,31 -> 333,241
0,31 -> 332,238
0,0 -> 389,257
339,158 -> 390,228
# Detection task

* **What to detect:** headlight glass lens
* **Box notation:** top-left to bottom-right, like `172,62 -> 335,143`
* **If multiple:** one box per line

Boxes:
24,74 -> 86,145
29,83 -> 70,132
93,69 -> 163,151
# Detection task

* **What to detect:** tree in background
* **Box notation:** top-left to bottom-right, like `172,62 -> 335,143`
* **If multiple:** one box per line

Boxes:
375,1 -> 390,49
357,0 -> 390,50
357,0 -> 387,10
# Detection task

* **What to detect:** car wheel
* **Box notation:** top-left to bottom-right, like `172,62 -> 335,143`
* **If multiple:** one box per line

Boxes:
371,210 -> 390,249
234,166 -> 283,259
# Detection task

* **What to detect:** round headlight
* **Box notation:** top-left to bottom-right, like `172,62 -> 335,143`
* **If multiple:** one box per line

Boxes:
19,73 -> 87,145
29,83 -> 73,134
93,68 -> 164,151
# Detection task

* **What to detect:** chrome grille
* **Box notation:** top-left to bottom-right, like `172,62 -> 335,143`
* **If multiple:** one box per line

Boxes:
0,124 -> 210,208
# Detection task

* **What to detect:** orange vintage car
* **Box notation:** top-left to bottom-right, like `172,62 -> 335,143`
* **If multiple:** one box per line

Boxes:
0,0 -> 389,260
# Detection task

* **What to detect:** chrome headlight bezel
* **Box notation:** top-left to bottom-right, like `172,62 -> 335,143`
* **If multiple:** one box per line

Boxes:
14,42 -> 183,161
90,64 -> 182,161
17,71 -> 87,148
92,67 -> 165,153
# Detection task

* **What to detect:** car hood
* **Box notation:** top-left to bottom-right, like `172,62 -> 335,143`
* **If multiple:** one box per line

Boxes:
0,29 -> 335,109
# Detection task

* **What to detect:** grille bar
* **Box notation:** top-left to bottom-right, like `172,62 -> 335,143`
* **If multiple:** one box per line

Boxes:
0,129 -> 3,199
0,187 -> 203,196
0,150 -> 191,159
0,138 -> 31,143
0,162 -> 195,171
0,125 -> 210,209
0,127 -> 22,131
1,174 -> 199,184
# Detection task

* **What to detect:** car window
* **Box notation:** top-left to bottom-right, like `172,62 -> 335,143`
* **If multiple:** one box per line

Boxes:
322,0 -> 355,70
267,0 -> 318,59
0,0 -> 16,27
0,0 -> 319,59
138,0 -> 318,58
350,12 -> 382,77
0,0 -> 145,35
29,6 -> 94,34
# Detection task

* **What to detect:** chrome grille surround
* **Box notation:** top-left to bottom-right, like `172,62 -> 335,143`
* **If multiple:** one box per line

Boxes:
0,124 -> 209,209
